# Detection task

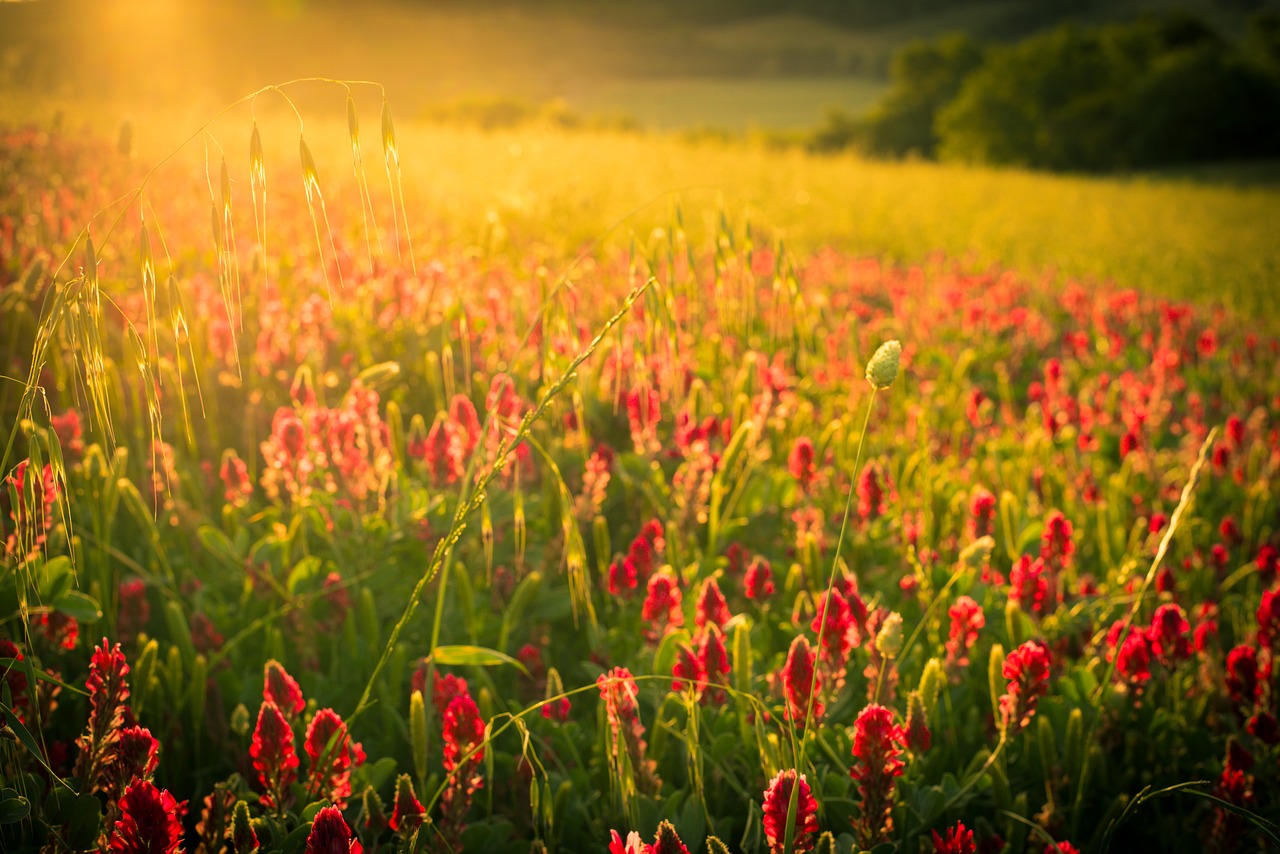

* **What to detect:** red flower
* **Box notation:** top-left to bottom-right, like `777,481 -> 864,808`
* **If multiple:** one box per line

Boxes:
789,437 -> 816,491
1224,645 -> 1259,708
651,821 -> 691,854
74,639 -> 131,794
305,805 -> 363,854
811,589 -> 858,673
850,704 -> 906,849
626,387 -> 662,455
695,578 -> 732,629
999,640 -> 1051,732
969,489 -> 996,539
1040,511 -> 1074,571
1258,586 -> 1280,652
945,596 -> 985,670
34,611 -> 79,650
1115,632 -> 1152,692
263,660 -> 305,718
1147,603 -> 1192,666
607,556 -> 637,596
1247,712 -> 1279,745
857,464 -> 885,520
304,708 -> 365,809
440,694 -> 486,846
1009,555 -> 1049,615
250,700 -> 298,809
389,773 -> 425,833
1044,842 -> 1082,854
431,672 -> 472,716
905,691 -> 931,752
108,779 -> 185,854
110,726 -> 160,794
609,830 -> 651,854
51,409 -> 84,458
782,635 -> 823,727
220,449 -> 253,507
762,769 -> 819,854
641,571 -> 684,637
745,557 -> 775,600
932,822 -> 976,854
698,625 -> 731,705
442,694 -> 485,777
672,642 -> 708,698
597,667 -> 659,794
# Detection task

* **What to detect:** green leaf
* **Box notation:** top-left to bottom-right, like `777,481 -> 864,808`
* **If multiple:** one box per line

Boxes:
429,645 -> 529,676
52,590 -> 103,624
0,789 -> 30,823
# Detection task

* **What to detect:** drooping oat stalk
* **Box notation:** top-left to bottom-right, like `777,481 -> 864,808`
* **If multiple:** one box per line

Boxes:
346,92 -> 381,272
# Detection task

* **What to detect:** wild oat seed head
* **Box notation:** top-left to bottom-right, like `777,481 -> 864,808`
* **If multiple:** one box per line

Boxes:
865,340 -> 902,389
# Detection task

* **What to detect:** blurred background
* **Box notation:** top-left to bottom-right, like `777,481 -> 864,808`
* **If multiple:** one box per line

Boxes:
3,0 -> 1280,174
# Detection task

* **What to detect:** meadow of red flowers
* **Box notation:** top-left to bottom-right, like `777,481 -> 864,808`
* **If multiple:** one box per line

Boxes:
1,113 -> 1278,854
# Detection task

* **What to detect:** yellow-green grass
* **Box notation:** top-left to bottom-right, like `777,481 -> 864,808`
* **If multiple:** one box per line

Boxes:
6,95 -> 1278,321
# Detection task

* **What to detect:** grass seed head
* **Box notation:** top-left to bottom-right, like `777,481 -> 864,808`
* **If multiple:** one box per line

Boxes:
865,339 -> 902,390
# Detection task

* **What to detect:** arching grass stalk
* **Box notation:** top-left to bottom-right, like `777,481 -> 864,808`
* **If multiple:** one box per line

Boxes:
346,280 -> 652,726
783,340 -> 901,854
1069,426 -> 1217,839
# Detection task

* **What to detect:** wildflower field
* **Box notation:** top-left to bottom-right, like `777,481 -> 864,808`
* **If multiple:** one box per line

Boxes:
1,86 -> 1279,854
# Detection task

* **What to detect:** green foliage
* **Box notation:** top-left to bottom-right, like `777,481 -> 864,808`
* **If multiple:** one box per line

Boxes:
861,35 -> 986,158
934,13 -> 1280,171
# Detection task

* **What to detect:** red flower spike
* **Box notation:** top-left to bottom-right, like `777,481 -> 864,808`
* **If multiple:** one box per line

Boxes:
782,635 -> 823,727
111,726 -> 160,793
1258,586 -> 1280,652
108,779 -> 186,854
945,596 -> 985,671
641,571 -> 684,637
598,667 -> 660,795
1044,842 -> 1082,854
932,822 -> 977,854
1115,633 -> 1152,692
389,773 -> 425,833
439,694 -> 486,848
969,489 -> 996,539
304,708 -> 365,809
609,830 -> 652,854
999,640 -> 1051,733
651,820 -> 691,854
263,660 -> 305,718
73,639 -> 132,793
672,642 -> 708,698
788,437 -> 816,491
698,625 -> 731,704
850,704 -> 906,849
305,805 -> 363,854
1224,645 -> 1260,708
745,557 -> 775,600
762,769 -> 820,854
695,578 -> 732,629
432,672 -> 472,716
1147,603 -> 1192,666
250,700 -> 298,809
